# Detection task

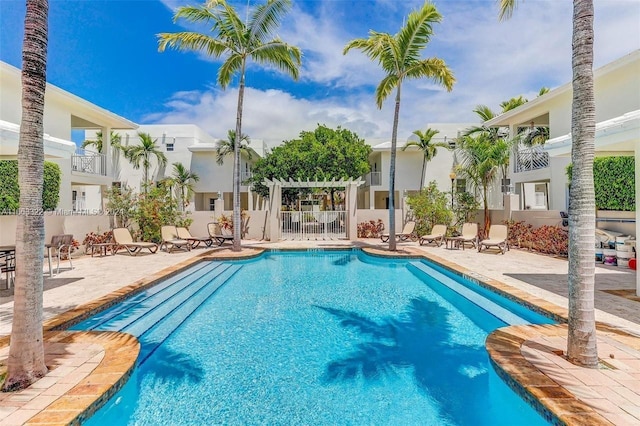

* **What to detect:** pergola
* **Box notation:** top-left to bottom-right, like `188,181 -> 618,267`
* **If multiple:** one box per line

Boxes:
263,178 -> 364,241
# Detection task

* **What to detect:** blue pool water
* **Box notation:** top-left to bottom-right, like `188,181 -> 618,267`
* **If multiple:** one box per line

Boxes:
76,250 -> 553,425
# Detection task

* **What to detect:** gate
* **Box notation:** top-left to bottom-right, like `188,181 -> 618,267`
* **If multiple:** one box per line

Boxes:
280,211 -> 347,240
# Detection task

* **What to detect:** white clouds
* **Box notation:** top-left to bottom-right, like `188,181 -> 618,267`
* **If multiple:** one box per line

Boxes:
146,0 -> 640,145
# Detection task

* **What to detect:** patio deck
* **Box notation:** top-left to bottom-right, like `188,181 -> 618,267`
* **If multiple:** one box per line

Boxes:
0,239 -> 637,425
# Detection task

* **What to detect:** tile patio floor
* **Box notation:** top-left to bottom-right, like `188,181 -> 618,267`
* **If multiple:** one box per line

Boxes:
0,239 -> 637,425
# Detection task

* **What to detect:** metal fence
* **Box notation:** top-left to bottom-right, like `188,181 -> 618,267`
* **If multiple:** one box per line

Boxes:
280,211 -> 347,240
71,152 -> 107,176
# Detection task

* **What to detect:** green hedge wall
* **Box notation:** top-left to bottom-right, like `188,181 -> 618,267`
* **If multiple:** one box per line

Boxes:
566,156 -> 635,211
0,160 -> 61,212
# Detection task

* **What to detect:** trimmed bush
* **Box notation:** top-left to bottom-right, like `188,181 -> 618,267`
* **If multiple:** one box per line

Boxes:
0,160 -> 61,212
566,156 -> 635,211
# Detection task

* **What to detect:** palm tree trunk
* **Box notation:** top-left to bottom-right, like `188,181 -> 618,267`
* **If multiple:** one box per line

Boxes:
567,0 -> 597,367
483,184 -> 490,238
388,85 -> 402,251
420,157 -> 426,189
3,0 -> 49,391
232,62 -> 246,252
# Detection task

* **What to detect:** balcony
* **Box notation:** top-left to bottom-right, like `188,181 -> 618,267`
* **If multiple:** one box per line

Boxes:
514,145 -> 549,173
241,171 -> 253,183
363,172 -> 382,187
72,151 -> 107,176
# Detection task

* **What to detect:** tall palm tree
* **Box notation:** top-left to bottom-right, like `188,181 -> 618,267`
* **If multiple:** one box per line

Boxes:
124,132 -> 168,193
499,0 -> 597,367
3,0 -> 49,391
216,129 -> 251,166
172,162 -> 200,211
499,95 -> 527,112
402,128 -> 447,189
344,1 -> 455,251
455,134 -> 509,237
81,130 -> 122,154
158,0 -> 301,252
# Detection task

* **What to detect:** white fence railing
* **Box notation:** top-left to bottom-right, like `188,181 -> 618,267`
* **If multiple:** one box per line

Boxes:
364,172 -> 382,186
72,152 -> 107,176
280,211 -> 347,240
514,145 -> 549,173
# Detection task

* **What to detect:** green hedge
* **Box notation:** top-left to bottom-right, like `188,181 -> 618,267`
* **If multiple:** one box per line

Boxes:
566,156 -> 635,211
0,160 -> 61,212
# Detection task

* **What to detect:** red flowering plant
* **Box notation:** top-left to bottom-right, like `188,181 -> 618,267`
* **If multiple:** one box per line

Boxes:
357,219 -> 384,238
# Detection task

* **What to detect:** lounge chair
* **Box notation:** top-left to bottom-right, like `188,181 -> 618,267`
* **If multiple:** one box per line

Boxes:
112,228 -> 158,256
380,221 -> 416,242
160,226 -> 191,253
207,222 -> 234,246
176,227 -> 213,248
478,224 -> 509,254
458,223 -> 479,250
45,234 -> 74,276
419,224 -> 447,247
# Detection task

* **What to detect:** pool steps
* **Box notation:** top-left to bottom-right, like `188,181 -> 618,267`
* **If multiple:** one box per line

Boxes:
71,261 -> 242,364
408,262 -> 530,326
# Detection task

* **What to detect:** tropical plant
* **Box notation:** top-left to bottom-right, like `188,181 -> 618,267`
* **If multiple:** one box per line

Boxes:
357,219 -> 385,238
158,0 -> 301,252
499,0 -> 598,367
3,0 -> 49,392
403,128 -> 448,189
406,181 -> 453,237
452,190 -> 480,232
123,131 -> 167,193
81,130 -> 122,154
104,184 -> 137,229
343,1 -> 455,250
216,130 -> 251,166
172,162 -> 200,211
499,95 -> 527,112
0,160 -> 61,213
134,185 -> 192,244
455,133 -> 510,237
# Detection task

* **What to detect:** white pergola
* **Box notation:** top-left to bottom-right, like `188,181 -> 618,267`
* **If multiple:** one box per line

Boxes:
263,178 -> 364,241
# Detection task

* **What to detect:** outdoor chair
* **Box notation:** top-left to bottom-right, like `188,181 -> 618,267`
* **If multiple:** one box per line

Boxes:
45,234 -> 75,276
207,222 -> 234,246
380,221 -> 416,242
112,228 -> 158,256
160,226 -> 191,253
458,223 -> 479,250
419,224 -> 447,247
176,227 -> 213,249
0,249 -> 15,289
478,224 -> 509,254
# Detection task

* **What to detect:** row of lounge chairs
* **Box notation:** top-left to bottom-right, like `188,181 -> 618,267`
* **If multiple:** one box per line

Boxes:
111,223 -> 234,256
417,222 -> 509,254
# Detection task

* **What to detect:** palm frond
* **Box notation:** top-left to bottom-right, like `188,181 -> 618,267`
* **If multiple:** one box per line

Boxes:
397,2 -> 440,64
251,41 -> 302,79
375,74 -> 399,108
158,32 -> 230,57
249,0 -> 291,43
216,1 -> 247,49
217,53 -> 244,87
405,58 -> 455,91
172,5 -> 219,24
498,0 -> 517,21
472,104 -> 496,122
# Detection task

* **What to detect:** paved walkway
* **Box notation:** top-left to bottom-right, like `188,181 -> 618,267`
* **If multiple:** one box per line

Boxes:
0,239 -> 637,425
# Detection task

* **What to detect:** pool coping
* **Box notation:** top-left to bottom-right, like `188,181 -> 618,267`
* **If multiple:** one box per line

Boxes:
1,244 -> 638,425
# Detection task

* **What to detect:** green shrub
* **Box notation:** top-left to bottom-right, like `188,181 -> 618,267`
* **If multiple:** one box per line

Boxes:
134,185 -> 192,243
566,156 -> 635,211
0,160 -> 61,212
407,181 -> 453,237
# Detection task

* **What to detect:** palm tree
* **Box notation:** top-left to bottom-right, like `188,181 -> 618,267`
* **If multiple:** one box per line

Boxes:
344,1 -> 455,251
216,129 -> 251,166
455,134 -> 510,237
402,128 -> 447,189
172,162 -> 200,211
499,0 -> 597,367
158,0 -> 301,252
124,132 -> 167,193
3,0 -> 49,391
81,130 -> 122,154
499,95 -> 527,112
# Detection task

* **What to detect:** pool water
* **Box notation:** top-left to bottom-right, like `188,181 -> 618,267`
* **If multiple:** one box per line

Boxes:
77,250 -> 552,425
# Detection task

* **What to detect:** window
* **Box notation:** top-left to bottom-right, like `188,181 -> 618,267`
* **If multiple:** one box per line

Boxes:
455,179 -> 466,193
166,143 -> 174,152
209,198 -> 216,211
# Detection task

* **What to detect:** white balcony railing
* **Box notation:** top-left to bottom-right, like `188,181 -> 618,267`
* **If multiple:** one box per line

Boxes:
72,151 -> 107,176
72,197 -> 86,212
364,172 -> 382,186
514,145 -> 549,173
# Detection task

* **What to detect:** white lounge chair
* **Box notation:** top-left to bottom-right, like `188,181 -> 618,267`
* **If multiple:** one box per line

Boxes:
112,228 -> 158,256
458,223 -> 479,250
380,221 -> 416,242
207,222 -> 234,246
419,224 -> 447,247
478,224 -> 509,254
176,227 -> 213,248
160,225 -> 191,253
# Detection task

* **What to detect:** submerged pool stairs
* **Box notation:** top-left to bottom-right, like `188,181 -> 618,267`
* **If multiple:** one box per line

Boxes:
72,261 -> 241,364
407,262 -> 530,326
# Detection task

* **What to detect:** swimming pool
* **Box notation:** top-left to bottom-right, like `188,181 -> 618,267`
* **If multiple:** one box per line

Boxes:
75,249 -> 554,425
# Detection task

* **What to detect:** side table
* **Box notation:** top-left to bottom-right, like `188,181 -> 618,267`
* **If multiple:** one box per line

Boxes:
89,243 -> 116,257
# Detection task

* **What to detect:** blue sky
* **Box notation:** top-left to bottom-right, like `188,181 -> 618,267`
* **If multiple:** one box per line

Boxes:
1,0 -> 639,145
